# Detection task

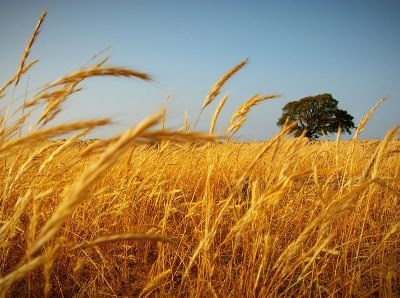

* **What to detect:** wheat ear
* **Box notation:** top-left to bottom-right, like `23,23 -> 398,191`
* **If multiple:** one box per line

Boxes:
15,10 -> 47,86
353,96 -> 388,139
202,58 -> 248,110
139,269 -> 172,297
194,58 -> 248,128
227,94 -> 280,133
209,93 -> 228,134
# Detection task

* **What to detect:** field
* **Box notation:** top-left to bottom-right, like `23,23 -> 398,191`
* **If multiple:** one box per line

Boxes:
1,12 -> 399,297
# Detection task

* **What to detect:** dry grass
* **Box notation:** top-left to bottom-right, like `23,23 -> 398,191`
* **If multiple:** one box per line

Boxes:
353,96 -> 388,140
209,93 -> 228,135
195,58 -> 248,128
227,94 -> 281,134
0,12 -> 399,297
202,58 -> 248,111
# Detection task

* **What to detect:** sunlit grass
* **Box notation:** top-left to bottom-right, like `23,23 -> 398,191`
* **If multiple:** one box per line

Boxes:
0,11 -> 399,297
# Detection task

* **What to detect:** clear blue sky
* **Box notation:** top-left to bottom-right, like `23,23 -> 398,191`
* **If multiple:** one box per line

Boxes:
1,0 -> 399,140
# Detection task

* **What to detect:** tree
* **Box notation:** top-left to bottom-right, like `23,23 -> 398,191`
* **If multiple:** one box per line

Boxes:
276,93 -> 355,139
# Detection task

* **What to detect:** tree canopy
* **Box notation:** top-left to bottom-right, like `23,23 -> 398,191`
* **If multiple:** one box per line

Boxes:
277,93 -> 355,139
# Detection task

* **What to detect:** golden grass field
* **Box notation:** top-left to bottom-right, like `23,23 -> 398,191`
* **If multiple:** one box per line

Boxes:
1,12 -> 399,297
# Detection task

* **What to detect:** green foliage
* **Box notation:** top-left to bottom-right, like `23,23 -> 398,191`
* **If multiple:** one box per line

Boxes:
277,93 -> 355,139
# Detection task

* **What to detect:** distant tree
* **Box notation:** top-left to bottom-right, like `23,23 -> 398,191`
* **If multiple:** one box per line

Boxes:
277,93 -> 355,139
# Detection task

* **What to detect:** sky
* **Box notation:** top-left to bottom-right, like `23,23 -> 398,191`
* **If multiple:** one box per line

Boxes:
1,0 -> 399,140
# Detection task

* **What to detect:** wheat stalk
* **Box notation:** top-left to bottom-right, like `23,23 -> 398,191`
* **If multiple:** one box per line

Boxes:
0,60 -> 38,100
353,96 -> 388,139
202,58 -> 248,110
161,95 -> 170,130
194,59 -> 248,128
139,269 -> 172,297
71,233 -> 178,250
29,113 -> 163,254
227,94 -> 280,134
44,66 -> 151,88
0,119 -> 110,156
209,93 -> 228,134
183,122 -> 296,279
0,255 -> 46,294
37,82 -> 81,126
24,82 -> 81,108
183,110 -> 190,132
15,11 -> 47,86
